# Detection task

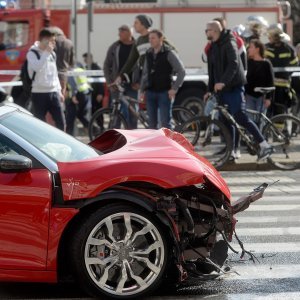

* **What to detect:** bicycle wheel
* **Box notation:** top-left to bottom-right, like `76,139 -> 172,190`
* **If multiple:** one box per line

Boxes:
263,114 -> 300,170
88,108 -> 128,141
179,116 -> 233,170
171,106 -> 195,131
177,114 -> 201,146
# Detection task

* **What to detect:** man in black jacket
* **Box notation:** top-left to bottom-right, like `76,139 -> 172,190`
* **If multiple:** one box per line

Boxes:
205,20 -> 274,161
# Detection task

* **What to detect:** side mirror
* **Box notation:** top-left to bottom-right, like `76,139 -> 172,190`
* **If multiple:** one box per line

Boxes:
0,154 -> 32,173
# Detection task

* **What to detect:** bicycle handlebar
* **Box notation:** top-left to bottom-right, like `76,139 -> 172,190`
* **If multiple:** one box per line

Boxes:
108,82 -> 125,93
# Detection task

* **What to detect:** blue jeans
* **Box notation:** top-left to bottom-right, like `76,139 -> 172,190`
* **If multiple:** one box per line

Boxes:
120,84 -> 138,129
204,94 -> 217,116
220,86 -> 265,149
146,90 -> 172,129
245,94 -> 267,129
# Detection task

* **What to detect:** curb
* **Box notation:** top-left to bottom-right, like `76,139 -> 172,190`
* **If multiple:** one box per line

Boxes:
220,161 -> 277,171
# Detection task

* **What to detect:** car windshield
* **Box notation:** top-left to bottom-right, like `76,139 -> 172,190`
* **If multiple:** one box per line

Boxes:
1,110 -> 100,162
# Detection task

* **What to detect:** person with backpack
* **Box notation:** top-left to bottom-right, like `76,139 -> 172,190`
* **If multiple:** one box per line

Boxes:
26,28 -> 65,130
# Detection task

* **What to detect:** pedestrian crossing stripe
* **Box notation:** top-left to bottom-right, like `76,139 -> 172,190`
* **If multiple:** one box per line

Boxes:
229,186 -> 300,193
249,196 -> 300,202
226,264 -> 300,280
229,242 -> 300,253
236,216 -> 300,223
225,176 -> 296,184
200,292 -> 300,300
240,204 -> 300,211
236,227 -> 300,236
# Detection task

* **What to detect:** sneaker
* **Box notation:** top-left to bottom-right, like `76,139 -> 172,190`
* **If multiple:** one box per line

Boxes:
228,150 -> 236,162
235,149 -> 241,159
257,146 -> 275,161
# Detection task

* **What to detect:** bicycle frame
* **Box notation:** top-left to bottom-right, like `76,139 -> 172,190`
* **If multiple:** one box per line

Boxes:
209,100 -> 289,157
120,94 -> 149,128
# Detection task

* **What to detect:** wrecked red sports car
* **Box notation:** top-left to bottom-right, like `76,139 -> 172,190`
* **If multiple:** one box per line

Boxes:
0,105 -> 267,298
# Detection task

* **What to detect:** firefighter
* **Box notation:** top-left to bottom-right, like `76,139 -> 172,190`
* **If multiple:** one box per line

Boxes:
241,15 -> 269,46
265,24 -> 298,116
65,64 -> 92,136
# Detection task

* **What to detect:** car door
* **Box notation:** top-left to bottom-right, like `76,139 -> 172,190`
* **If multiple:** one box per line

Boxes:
0,134 -> 52,270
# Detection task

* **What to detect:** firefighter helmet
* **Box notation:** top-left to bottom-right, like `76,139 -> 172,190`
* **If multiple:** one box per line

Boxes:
267,23 -> 290,43
242,15 -> 269,40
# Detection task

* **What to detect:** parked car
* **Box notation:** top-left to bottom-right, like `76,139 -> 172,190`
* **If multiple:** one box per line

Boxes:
0,105 -> 267,299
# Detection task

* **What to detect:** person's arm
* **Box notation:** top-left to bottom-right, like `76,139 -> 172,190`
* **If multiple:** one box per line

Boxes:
263,60 -> 275,105
27,50 -> 50,72
103,44 -> 115,85
139,58 -> 149,93
69,44 -> 75,68
219,38 -> 239,87
68,76 -> 77,97
167,50 -> 185,92
289,45 -> 298,66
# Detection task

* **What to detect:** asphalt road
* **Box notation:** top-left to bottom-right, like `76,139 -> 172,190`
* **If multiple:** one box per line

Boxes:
0,169 -> 300,300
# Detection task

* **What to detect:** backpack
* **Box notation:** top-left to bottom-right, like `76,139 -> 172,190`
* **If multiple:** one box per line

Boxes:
20,49 -> 40,96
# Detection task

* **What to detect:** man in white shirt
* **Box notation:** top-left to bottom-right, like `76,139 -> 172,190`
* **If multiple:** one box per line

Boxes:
27,28 -> 65,130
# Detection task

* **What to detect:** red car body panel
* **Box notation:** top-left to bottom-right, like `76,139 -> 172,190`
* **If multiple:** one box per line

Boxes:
47,208 -> 79,270
0,270 -> 56,283
58,129 -> 231,202
0,169 -> 52,270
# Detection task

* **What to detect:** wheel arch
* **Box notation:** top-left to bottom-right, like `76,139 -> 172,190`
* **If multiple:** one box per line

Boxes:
56,187 -> 179,282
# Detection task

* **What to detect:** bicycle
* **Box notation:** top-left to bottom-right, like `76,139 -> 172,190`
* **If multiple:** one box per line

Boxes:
178,87 -> 300,170
88,83 -> 195,140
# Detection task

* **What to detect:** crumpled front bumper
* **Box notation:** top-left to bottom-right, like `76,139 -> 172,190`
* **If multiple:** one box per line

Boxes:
231,183 -> 269,215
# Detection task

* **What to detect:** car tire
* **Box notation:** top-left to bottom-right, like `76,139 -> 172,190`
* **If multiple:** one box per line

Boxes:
177,88 -> 205,116
69,204 -> 170,299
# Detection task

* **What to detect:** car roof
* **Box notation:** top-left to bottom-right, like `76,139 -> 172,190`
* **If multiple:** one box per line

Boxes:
0,103 -> 32,117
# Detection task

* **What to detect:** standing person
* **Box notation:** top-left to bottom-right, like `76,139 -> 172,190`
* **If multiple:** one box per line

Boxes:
51,26 -> 74,98
114,15 -> 153,86
103,24 -> 138,129
83,52 -> 105,115
65,64 -> 91,136
265,24 -> 298,116
140,29 -> 185,129
205,21 -> 274,161
245,39 -> 274,126
202,18 -> 247,71
27,28 -> 65,130
202,18 -> 246,120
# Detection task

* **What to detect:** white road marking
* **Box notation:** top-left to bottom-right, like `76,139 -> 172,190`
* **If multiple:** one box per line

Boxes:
236,215 -> 300,223
226,264 -> 300,280
240,204 -> 300,211
229,242 -> 300,253
236,227 -> 300,236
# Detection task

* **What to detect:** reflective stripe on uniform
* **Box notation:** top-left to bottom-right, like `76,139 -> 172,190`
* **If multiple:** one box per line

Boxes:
290,58 -> 299,65
265,50 -> 275,58
279,53 -> 292,58
274,78 -> 291,88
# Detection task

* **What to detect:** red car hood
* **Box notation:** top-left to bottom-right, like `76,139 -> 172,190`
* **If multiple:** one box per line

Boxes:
57,129 -> 231,201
